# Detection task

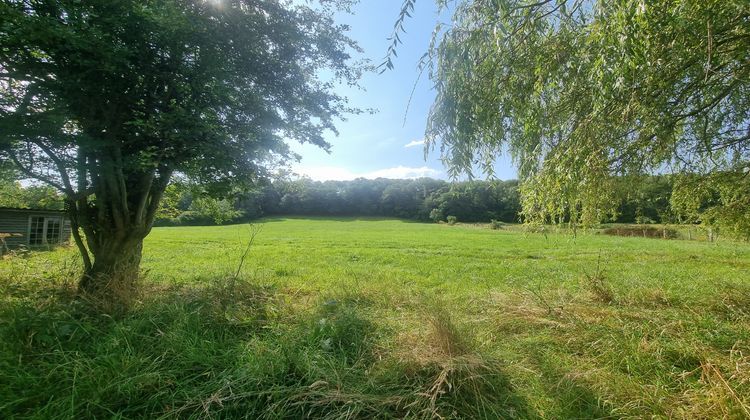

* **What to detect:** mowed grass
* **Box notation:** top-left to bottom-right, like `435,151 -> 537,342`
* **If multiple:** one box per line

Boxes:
1,217 -> 749,418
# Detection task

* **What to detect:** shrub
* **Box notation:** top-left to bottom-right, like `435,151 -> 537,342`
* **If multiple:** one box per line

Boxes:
429,208 -> 443,223
583,255 -> 615,304
446,216 -> 457,225
174,211 -> 216,226
603,226 -> 678,239
190,197 -> 243,225
490,219 -> 505,230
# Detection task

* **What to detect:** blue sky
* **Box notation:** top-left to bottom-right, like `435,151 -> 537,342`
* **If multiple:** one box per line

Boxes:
288,1 -> 517,182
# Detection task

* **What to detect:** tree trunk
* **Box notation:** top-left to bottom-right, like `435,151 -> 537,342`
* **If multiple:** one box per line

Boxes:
78,235 -> 144,307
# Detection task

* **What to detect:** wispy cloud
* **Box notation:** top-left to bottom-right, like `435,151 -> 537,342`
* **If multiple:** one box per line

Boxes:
404,139 -> 426,148
292,165 -> 441,181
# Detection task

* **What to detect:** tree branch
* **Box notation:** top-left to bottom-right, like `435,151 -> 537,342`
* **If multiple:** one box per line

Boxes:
134,168 -> 156,226
6,150 -> 66,192
144,167 -> 173,232
100,153 -> 127,232
29,139 -> 76,196
66,198 -> 93,271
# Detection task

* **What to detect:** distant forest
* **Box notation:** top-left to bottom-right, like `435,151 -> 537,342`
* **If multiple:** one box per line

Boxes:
153,175 -> 677,226
0,173 -> 681,226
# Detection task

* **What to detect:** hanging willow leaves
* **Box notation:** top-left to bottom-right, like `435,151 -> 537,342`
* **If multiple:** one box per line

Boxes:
416,0 -> 749,229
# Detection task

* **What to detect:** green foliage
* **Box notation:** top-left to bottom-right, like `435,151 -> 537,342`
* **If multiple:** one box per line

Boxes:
429,208 -> 443,223
422,0 -> 750,230
672,167 -> 750,240
152,177 -> 524,225
0,180 -> 23,208
613,175 -> 676,225
155,174 -> 720,230
1,0 -> 360,188
154,183 -> 186,221
446,215 -> 457,225
0,166 -> 61,209
251,177 -> 521,223
0,0 -> 363,291
188,197 -> 242,225
156,181 -> 243,225
0,176 -> 63,210
490,219 -> 504,230
17,185 -> 64,210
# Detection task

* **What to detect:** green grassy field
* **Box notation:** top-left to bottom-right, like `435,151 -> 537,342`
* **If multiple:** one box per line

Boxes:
1,218 -> 749,418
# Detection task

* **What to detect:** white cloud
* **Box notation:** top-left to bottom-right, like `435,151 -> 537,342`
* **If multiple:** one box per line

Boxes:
292,165 -> 441,181
404,139 -> 426,148
366,166 -> 441,179
291,166 -> 357,182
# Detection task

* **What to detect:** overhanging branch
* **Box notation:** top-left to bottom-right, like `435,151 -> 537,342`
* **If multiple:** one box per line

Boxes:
6,150 -> 66,192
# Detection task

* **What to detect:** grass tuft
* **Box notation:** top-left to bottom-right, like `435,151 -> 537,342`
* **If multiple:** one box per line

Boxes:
583,253 -> 616,304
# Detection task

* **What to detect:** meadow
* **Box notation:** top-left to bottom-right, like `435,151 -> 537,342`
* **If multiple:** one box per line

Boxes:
1,218 -> 749,419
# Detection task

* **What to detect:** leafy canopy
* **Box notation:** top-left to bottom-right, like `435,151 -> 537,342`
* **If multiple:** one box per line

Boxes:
397,0 -> 749,228
1,0 -> 361,190
0,0 -> 363,292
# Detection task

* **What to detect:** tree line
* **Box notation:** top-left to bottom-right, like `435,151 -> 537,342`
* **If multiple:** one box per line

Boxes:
0,165 -> 63,210
4,169 -> 743,238
156,177 -> 521,225
152,175 -> 691,227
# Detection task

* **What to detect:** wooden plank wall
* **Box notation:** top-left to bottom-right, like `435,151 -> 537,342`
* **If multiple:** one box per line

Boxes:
0,210 -> 72,250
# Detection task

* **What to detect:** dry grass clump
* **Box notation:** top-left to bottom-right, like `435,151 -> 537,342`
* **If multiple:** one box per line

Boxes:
206,276 -> 277,326
385,302 -> 528,419
675,348 -> 750,419
77,272 -> 142,315
710,283 -> 750,321
425,306 -> 472,358
480,291 -> 568,336
582,253 -> 616,304
621,287 -> 677,308
584,271 -> 615,304
524,283 -> 568,316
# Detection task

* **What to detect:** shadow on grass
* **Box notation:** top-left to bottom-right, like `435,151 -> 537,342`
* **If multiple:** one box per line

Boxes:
525,348 -> 617,419
0,278 -> 535,419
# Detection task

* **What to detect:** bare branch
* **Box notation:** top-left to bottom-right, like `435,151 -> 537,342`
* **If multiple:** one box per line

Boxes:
29,139 -> 76,196
6,149 -> 66,192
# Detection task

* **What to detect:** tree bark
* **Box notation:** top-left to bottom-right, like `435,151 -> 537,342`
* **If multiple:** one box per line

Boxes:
78,234 -> 145,307
13,139 -> 172,310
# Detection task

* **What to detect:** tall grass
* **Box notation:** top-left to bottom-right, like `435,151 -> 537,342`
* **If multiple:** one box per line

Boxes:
0,277 -> 532,418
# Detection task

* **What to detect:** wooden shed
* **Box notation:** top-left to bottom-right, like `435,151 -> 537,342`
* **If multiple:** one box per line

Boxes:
0,207 -> 72,252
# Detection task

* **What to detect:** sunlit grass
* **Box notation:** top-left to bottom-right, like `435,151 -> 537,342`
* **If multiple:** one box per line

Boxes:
1,217 -> 748,418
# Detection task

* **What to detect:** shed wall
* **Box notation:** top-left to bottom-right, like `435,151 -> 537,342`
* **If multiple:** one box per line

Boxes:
0,210 -> 72,249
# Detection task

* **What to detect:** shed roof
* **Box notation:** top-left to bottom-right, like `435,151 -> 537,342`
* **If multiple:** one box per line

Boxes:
0,207 -> 66,214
